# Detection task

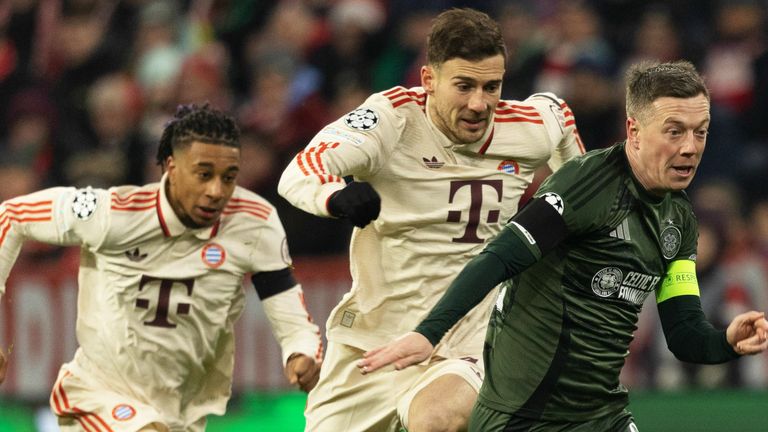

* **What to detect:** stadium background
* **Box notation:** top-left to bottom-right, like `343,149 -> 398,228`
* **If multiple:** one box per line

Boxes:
2,0 -> 768,430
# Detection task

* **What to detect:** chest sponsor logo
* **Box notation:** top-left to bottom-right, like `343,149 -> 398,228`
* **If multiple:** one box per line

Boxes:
446,179 -> 503,243
71,187 -> 98,220
660,224 -> 682,259
591,267 -> 623,297
344,108 -> 379,131
497,159 -> 519,175
112,404 -> 136,421
591,267 -> 661,304
423,156 -> 445,169
201,243 -> 226,268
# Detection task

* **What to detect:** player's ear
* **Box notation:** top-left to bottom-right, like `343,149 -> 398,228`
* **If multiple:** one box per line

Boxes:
421,66 -> 435,94
166,156 -> 177,180
626,117 -> 640,149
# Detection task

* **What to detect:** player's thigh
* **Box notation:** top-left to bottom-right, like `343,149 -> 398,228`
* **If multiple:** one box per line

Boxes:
398,358 -> 482,430
51,367 -> 167,432
306,341 -> 420,432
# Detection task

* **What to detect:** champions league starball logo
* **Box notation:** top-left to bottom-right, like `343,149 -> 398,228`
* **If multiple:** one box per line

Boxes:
541,192 -> 564,215
71,187 -> 98,220
344,108 -> 379,131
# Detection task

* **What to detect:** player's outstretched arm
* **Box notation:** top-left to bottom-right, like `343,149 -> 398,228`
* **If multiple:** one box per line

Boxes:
357,332 -> 433,374
727,311 -> 768,355
285,353 -> 321,392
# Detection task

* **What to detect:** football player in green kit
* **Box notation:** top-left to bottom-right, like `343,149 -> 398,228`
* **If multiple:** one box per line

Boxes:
357,60 -> 768,431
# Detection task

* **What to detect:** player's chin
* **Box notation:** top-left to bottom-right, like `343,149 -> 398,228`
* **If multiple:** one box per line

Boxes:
192,210 -> 221,227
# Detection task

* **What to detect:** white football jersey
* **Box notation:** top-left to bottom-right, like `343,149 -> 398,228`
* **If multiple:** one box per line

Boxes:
279,86 -> 584,358
0,175 -> 321,426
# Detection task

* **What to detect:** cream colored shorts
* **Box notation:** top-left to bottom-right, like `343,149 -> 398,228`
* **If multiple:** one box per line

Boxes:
49,365 -> 206,432
304,341 -> 483,432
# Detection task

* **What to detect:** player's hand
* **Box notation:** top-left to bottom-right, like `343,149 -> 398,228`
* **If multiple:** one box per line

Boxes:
327,182 -> 381,228
357,332 -> 433,375
726,311 -> 768,355
285,353 -> 321,392
0,347 -> 8,385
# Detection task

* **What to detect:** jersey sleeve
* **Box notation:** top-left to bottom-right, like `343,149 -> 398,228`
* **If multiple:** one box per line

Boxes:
532,156 -> 613,236
277,93 -> 404,217
0,187 -> 110,299
248,210 -> 322,365
525,92 -> 586,171
261,286 -> 323,365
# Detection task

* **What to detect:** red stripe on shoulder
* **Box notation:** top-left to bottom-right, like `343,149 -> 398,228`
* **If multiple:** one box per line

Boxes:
4,199 -> 52,209
111,190 -> 157,204
387,88 -> 426,109
494,117 -> 543,124
222,209 -> 270,220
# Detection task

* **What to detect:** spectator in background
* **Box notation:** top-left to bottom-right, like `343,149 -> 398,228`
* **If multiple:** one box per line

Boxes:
53,72 -> 151,188
309,0 -> 386,101
702,0 -> 765,117
497,1 -> 547,100
1,87 -> 58,186
533,1 -> 615,97
371,9 -> 434,91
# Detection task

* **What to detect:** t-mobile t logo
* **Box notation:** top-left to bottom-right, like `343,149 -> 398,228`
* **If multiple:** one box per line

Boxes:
135,275 -> 195,328
447,179 -> 503,243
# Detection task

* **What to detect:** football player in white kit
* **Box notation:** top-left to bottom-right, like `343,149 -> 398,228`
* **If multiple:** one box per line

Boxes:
0,104 -> 322,431
278,8 -> 585,432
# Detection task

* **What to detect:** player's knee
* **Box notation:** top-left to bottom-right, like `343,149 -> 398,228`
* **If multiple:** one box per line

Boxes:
407,409 -> 468,432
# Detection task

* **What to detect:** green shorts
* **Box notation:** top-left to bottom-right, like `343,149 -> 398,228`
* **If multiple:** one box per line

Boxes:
469,400 -> 638,432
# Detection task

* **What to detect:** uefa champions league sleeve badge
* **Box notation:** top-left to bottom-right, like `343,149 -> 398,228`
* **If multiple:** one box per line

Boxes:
344,108 -> 379,131
72,187 -> 98,220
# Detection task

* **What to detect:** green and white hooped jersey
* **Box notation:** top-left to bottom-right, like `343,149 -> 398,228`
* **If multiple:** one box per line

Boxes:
481,142 -> 698,421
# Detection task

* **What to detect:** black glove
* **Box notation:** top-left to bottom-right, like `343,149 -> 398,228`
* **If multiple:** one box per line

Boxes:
327,182 -> 381,228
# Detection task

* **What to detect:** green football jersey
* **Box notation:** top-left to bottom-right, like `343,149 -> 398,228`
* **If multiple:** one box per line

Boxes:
479,142 -> 698,421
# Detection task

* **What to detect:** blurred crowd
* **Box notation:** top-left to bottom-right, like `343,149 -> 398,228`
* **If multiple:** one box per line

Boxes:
1,0 -> 767,390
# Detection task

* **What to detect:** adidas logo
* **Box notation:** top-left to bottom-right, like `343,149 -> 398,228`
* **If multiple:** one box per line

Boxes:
608,218 -> 631,241
125,247 -> 148,262
423,156 -> 444,169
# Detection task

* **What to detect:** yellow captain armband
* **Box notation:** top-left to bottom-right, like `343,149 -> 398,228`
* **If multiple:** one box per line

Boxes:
656,259 -> 699,303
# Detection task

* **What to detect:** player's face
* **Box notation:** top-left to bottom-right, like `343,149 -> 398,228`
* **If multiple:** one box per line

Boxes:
422,55 -> 505,144
166,141 -> 240,228
627,94 -> 709,194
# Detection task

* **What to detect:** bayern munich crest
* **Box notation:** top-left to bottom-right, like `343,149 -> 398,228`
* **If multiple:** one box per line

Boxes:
344,108 -> 379,131
497,160 -> 519,175
201,243 -> 226,268
591,267 -> 623,298
71,187 -> 98,220
111,404 -> 136,421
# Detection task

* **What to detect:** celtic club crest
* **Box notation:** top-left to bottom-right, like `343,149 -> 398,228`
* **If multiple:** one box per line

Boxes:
660,225 -> 682,259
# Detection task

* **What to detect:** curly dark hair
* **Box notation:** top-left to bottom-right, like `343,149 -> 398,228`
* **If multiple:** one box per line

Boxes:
155,103 -> 240,169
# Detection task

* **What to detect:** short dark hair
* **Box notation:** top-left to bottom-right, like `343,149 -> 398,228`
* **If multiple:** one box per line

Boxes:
426,8 -> 507,68
156,103 -> 240,168
625,60 -> 710,122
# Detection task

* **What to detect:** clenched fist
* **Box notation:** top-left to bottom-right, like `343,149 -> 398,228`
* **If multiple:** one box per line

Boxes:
285,353 -> 321,392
